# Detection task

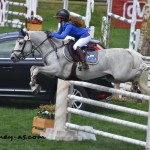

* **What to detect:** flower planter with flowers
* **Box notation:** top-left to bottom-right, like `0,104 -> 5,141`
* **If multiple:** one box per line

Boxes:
32,104 -> 55,135
26,15 -> 43,31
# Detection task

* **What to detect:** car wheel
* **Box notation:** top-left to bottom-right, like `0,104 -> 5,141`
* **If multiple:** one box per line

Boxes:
71,86 -> 89,110
53,86 -> 89,110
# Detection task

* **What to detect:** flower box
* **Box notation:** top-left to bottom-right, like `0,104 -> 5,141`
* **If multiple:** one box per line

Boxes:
32,117 -> 54,135
27,23 -> 42,31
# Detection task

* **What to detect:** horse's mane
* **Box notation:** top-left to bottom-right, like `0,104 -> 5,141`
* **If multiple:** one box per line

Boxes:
27,30 -> 64,46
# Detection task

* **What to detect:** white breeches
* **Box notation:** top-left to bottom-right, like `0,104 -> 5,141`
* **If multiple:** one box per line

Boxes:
73,36 -> 91,50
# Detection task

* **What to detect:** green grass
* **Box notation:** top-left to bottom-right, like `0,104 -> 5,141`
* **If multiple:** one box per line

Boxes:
0,0 -> 145,150
0,100 -> 148,150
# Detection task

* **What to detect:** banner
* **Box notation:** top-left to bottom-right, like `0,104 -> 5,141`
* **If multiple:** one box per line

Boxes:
112,0 -> 145,28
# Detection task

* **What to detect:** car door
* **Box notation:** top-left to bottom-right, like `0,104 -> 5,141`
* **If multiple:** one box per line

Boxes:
0,37 -> 43,89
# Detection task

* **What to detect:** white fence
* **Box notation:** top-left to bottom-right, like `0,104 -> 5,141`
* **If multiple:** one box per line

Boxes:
41,79 -> 150,149
0,0 -> 38,28
101,0 -> 140,50
63,0 -> 94,27
63,0 -> 95,38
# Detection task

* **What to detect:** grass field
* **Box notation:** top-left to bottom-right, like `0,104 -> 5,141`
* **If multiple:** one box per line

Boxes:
0,100 -> 148,150
0,0 -> 147,150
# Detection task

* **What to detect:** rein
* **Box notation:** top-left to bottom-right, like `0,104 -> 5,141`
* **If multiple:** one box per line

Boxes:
12,33 -> 64,62
43,39 -> 64,62
46,38 -> 60,60
12,32 -> 79,80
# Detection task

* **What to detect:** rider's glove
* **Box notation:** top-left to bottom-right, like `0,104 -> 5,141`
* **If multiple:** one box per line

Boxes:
46,31 -> 52,38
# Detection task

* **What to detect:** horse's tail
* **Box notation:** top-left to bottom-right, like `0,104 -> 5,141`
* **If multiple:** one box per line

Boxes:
126,49 -> 150,94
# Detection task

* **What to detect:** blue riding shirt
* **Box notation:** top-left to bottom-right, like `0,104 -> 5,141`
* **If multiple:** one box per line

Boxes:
51,22 -> 90,40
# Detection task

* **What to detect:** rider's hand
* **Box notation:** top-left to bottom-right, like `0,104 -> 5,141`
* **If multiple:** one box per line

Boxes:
48,32 -> 52,38
46,31 -> 52,38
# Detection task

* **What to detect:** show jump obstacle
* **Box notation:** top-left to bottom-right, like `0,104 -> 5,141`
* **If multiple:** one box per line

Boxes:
63,0 -> 95,38
102,0 -> 140,50
0,0 -> 38,28
63,0 -> 94,27
41,79 -> 150,149
0,0 -> 94,35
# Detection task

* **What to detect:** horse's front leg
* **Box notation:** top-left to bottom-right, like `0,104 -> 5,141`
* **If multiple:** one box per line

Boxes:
30,65 -> 41,94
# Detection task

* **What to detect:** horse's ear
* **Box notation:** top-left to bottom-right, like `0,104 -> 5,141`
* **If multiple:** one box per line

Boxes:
18,28 -> 26,37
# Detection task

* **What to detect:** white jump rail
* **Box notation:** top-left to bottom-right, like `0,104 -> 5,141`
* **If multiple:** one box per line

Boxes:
41,79 -> 150,149
102,0 -> 140,50
65,123 -> 146,147
67,95 -> 148,117
6,1 -> 26,6
67,106 -> 147,130
5,11 -> 26,17
69,81 -> 150,101
63,0 -> 95,37
5,20 -> 25,26
70,12 -> 86,21
63,0 -> 94,27
67,81 -> 150,148
108,12 -> 132,24
0,0 -> 38,28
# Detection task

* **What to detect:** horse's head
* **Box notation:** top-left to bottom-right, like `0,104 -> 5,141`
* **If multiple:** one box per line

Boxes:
11,29 -> 65,63
10,29 -> 33,62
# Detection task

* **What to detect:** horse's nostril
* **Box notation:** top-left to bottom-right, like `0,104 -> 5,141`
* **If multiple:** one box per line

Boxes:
11,57 -> 14,60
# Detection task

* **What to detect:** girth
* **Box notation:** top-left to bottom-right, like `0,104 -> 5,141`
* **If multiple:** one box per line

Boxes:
65,62 -> 81,81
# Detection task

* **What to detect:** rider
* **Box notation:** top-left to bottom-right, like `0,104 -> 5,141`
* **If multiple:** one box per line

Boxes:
50,9 -> 91,70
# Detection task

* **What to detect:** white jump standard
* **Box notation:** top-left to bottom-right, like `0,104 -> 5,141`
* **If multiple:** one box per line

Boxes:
0,0 -> 38,27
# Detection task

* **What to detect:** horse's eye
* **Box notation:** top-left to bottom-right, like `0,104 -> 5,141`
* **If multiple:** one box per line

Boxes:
17,40 -> 24,45
19,42 -> 23,45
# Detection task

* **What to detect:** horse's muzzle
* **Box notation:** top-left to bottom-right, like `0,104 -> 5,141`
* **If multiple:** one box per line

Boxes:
10,53 -> 19,63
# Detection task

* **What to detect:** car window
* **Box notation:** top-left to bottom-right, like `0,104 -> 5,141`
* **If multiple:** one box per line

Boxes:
0,39 -> 41,58
0,39 -> 16,58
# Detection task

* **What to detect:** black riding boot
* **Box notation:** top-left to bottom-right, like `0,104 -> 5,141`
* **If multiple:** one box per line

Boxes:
76,47 -> 89,70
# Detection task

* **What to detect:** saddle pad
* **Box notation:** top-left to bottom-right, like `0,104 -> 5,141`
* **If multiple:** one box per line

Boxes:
64,48 -> 99,64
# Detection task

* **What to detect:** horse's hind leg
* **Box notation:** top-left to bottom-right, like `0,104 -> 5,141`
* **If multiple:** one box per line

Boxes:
130,70 -> 150,102
138,70 -> 150,95
130,81 -> 143,103
30,65 -> 41,94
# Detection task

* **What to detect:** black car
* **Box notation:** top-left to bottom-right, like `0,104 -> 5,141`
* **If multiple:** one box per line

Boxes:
0,32 -> 113,110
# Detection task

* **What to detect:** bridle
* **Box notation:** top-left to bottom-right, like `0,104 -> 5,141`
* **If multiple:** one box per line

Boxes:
12,35 -> 33,60
12,32 -> 64,62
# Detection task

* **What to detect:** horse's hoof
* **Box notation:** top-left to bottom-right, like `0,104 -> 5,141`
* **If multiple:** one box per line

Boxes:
32,85 -> 42,95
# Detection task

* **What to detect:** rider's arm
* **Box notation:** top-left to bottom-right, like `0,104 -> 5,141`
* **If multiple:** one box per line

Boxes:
52,25 -> 72,39
56,25 -> 63,34
51,25 -> 63,36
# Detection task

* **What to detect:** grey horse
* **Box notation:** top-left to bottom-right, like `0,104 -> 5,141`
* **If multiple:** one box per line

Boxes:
10,30 -> 150,95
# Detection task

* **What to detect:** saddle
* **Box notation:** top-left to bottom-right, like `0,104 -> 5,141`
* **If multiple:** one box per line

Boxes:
64,39 -> 104,64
